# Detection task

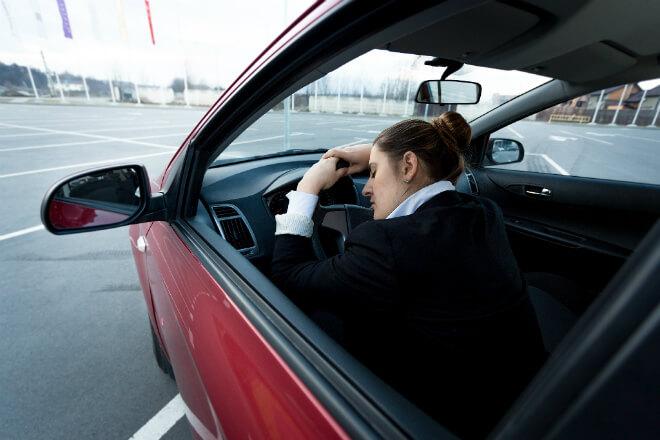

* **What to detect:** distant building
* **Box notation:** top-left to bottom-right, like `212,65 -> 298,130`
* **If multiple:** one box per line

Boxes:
587,84 -> 642,110
626,85 -> 660,111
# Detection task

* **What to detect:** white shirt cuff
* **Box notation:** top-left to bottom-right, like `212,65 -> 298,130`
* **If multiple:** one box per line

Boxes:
286,190 -> 318,218
275,213 -> 314,237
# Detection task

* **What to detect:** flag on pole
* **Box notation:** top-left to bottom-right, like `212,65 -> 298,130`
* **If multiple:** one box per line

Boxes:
144,0 -> 156,45
1,0 -> 16,36
116,0 -> 129,43
56,0 -> 73,39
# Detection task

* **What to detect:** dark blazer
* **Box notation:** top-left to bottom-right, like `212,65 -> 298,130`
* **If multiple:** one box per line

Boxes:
272,190 -> 545,439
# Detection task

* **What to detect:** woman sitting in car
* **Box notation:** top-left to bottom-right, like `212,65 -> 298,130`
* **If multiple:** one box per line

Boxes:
271,111 -> 546,439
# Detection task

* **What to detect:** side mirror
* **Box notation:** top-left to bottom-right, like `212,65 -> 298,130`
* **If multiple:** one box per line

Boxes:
485,138 -> 525,165
41,164 -> 167,235
415,80 -> 481,105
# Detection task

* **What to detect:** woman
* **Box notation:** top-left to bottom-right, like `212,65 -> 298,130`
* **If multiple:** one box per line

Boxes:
271,112 -> 545,439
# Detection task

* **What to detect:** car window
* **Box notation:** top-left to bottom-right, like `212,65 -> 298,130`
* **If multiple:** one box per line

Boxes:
213,49 -> 548,164
486,80 -> 660,185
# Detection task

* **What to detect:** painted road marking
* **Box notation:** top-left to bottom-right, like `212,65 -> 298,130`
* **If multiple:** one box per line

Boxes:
1,138 -> 118,152
0,133 -> 182,152
128,394 -> 186,440
549,135 -> 577,142
0,125 -> 191,138
527,153 -> 570,175
506,126 -> 525,139
333,128 -> 380,133
0,225 -> 45,242
0,151 -> 172,179
355,122 -> 390,128
559,129 -> 613,145
615,134 -> 660,144
231,132 -> 312,145
334,137 -> 369,148
314,121 -> 345,125
585,132 -> 616,137
0,122 -> 177,150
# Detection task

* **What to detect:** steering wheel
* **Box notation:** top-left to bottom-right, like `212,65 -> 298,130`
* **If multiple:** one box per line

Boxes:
311,196 -> 373,260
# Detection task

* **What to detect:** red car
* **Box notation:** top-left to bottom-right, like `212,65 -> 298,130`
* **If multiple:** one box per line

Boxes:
42,1 -> 660,438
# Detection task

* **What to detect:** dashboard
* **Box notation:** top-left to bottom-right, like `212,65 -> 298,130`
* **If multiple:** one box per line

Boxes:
200,153 -> 369,263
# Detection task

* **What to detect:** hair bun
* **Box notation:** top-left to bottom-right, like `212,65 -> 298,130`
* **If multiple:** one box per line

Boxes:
431,111 -> 472,153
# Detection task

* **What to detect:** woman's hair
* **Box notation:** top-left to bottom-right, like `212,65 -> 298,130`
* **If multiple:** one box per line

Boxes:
373,111 -> 471,183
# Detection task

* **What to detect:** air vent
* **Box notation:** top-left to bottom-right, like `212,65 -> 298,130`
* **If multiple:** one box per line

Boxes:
210,204 -> 257,255
219,218 -> 255,250
213,206 -> 239,218
465,169 -> 479,195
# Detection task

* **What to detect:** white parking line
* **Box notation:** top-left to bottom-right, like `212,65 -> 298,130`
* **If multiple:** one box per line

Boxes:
333,128 -> 380,133
0,225 -> 45,242
334,137 -> 369,148
128,394 -> 185,440
79,124 -> 192,134
0,122 -> 177,150
527,153 -> 570,175
314,121 -> 344,125
0,139 -> 116,152
0,123 -> 184,138
506,126 -> 525,139
354,122 -> 389,128
231,132 -> 312,145
615,134 -> 660,144
0,133 -> 185,152
559,129 -> 613,145
0,151 -> 172,179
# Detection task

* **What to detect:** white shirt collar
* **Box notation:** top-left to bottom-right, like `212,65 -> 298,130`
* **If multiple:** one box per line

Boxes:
386,180 -> 455,219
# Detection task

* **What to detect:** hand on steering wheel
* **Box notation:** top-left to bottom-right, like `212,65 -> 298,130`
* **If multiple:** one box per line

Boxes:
297,157 -> 349,195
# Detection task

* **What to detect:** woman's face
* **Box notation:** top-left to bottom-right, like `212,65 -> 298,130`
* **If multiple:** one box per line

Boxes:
362,145 -> 405,220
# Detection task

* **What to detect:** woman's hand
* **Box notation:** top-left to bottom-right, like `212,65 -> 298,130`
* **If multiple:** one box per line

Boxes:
323,143 -> 372,175
297,157 -> 349,195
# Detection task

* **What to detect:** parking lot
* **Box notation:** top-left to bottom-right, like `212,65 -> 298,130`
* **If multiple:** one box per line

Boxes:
1,102 -> 658,439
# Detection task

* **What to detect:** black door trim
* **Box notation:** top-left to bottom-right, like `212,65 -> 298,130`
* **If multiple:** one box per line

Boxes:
492,220 -> 660,439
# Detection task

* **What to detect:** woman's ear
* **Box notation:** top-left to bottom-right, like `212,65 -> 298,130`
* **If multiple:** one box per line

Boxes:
401,151 -> 419,181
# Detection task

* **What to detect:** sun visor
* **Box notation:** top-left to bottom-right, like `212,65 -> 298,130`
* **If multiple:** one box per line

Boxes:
521,43 -> 636,83
384,2 -> 539,60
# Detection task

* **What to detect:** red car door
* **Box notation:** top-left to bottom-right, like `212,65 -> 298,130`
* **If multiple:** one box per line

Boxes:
144,220 -> 348,439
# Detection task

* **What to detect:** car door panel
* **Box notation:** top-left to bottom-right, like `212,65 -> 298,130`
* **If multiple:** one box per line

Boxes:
468,167 -> 660,309
145,221 -> 347,439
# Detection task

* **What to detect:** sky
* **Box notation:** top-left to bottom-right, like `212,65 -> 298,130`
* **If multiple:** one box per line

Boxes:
0,0 -> 313,86
1,0 -> 658,95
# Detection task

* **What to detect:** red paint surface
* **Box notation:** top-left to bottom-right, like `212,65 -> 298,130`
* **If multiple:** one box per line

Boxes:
144,0 -> 156,45
49,199 -> 128,230
142,221 -> 348,439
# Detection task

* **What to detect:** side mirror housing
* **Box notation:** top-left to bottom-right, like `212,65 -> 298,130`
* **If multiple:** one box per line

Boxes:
41,164 -> 168,235
415,80 -> 482,105
485,138 -> 525,165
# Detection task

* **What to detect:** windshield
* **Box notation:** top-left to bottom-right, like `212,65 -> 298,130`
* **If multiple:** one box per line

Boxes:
215,49 -> 549,164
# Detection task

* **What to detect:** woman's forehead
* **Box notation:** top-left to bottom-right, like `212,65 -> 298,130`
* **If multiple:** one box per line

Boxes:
370,144 -> 385,163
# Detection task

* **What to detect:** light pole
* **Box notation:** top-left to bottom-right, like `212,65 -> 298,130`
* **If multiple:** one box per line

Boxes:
610,84 -> 628,125
629,89 -> 647,126
589,90 -> 605,124
26,65 -> 39,99
380,80 -> 388,116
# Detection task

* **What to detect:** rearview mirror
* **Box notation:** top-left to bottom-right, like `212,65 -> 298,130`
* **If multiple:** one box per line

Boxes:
41,164 -> 166,234
415,80 -> 481,105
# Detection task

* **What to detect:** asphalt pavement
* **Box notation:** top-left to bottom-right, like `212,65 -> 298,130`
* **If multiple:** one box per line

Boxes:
0,102 -> 658,439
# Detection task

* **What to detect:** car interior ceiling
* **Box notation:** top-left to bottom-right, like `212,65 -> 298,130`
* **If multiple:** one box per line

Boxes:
189,0 -> 660,428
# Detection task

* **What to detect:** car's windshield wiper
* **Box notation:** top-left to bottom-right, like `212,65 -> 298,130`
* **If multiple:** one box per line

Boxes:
211,148 -> 328,167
